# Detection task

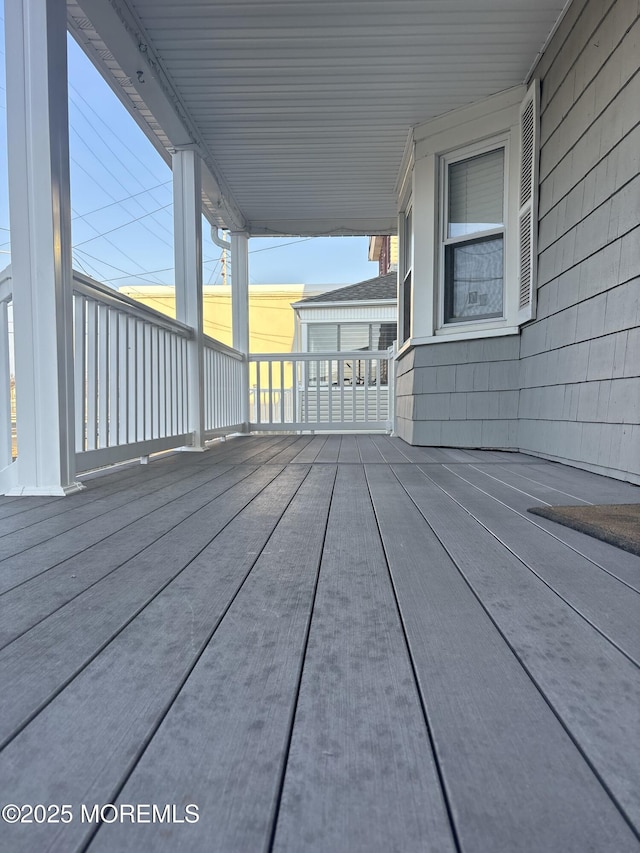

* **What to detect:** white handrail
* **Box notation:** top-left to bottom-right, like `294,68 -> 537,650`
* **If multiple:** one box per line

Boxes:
203,332 -> 245,361
72,272 -> 193,338
249,350 -> 390,363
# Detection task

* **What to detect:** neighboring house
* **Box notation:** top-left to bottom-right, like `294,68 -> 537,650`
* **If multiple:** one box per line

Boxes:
290,272 -> 398,424
292,271 -> 398,363
368,236 -> 398,276
395,2 -> 639,483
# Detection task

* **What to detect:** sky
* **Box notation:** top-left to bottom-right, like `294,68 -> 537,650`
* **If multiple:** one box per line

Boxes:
0,16 -> 377,291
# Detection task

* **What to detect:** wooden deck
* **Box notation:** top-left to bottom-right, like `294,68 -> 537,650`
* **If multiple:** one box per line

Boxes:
1,435 -> 639,852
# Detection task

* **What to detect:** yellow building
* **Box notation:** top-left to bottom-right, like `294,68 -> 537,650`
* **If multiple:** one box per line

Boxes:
119,283 -> 340,388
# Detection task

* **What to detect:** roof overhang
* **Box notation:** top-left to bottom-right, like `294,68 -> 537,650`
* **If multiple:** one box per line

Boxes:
67,0 -> 570,237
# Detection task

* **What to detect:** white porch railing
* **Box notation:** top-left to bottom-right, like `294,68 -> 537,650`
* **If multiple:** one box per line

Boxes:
72,272 -> 247,472
73,273 -> 192,471
1,262 -> 398,491
249,350 -> 395,432
203,334 -> 245,436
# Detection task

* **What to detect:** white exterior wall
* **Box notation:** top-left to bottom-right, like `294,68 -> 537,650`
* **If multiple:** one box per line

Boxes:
396,0 -> 639,483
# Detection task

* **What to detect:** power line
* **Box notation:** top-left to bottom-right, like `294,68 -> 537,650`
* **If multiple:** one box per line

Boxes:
72,181 -> 172,220
249,238 -> 314,254
69,82 -> 165,186
72,203 -> 173,247
101,265 -> 176,283
73,245 -> 170,286
69,130 -> 175,250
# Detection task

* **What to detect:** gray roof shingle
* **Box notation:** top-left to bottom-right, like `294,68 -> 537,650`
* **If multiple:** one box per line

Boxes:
296,272 -> 397,304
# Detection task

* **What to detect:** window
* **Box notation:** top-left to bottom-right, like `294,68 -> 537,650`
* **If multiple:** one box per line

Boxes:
399,82 -> 539,347
401,206 -> 413,342
443,146 -> 506,323
307,322 -> 397,385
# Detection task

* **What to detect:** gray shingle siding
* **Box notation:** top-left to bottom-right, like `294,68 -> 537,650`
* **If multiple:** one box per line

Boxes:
397,0 -> 640,484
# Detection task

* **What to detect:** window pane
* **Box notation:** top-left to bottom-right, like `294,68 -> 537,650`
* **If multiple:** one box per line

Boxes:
372,322 -> 397,350
402,273 -> 412,343
448,149 -> 504,238
403,208 -> 413,271
445,235 -> 503,322
339,324 -> 370,352
308,324 -> 338,351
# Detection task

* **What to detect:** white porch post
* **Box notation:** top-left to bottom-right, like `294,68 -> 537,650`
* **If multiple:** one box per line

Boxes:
230,232 -> 250,430
5,0 -> 82,495
173,148 -> 205,449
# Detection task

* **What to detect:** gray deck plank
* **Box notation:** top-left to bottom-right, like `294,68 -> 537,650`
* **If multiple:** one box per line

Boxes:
366,463 -> 639,853
502,461 -> 640,504
264,435 -> 314,464
0,453 -> 199,536
288,435 -> 328,463
1,439 -> 637,852
0,438 -> 292,562
355,434 -> 385,462
315,435 -> 342,462
337,433 -> 360,462
273,464 -> 456,853
0,464 -> 258,647
463,463 -> 640,589
421,464 -> 640,663
0,461 -> 245,596
91,464 -> 337,853
372,434 -> 416,461
0,466 -> 311,853
471,461 -> 593,505
0,465 -> 294,746
0,451 -> 237,561
393,463 -> 640,833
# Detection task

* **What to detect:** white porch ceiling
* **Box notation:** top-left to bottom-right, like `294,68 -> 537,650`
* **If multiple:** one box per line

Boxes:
68,0 -> 568,236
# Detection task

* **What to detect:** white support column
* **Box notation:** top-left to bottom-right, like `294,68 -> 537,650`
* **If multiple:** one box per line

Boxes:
230,232 -> 250,430
173,148 -> 205,449
5,0 -> 82,495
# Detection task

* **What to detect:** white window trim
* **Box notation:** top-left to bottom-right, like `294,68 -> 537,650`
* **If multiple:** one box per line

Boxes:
399,201 -> 413,344
398,84 -> 537,353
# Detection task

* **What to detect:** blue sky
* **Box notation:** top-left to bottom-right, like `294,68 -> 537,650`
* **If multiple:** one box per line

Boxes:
0,16 -> 377,289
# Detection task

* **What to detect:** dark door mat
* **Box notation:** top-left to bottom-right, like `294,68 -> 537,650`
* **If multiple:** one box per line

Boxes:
528,504 -> 640,557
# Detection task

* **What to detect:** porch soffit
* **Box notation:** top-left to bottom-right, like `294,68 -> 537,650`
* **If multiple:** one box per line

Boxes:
68,0 -> 569,237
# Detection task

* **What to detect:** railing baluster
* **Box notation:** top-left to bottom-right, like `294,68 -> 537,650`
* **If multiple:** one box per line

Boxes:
73,294 -> 86,453
108,308 -> 119,447
86,299 -> 98,451
118,312 -> 128,445
98,304 -> 109,449
256,362 -> 261,425
280,360 -> 285,424
363,359 -> 369,425
352,358 -> 357,424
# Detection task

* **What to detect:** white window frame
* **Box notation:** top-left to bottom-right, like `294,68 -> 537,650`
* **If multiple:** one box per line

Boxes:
396,85 -> 537,354
400,202 -> 413,343
438,135 -> 510,331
